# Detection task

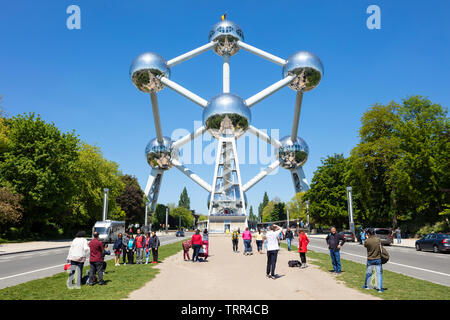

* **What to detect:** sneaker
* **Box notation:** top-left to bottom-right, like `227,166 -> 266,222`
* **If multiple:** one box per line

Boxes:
266,274 -> 271,279
378,289 -> 384,293
99,282 -> 106,286
362,285 -> 369,289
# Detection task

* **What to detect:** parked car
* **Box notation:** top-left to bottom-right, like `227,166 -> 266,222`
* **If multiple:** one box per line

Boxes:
176,230 -> 185,237
357,228 -> 393,245
340,231 -> 356,242
415,233 -> 450,253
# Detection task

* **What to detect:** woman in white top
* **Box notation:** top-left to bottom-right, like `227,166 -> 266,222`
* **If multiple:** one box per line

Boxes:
265,224 -> 282,279
66,231 -> 90,289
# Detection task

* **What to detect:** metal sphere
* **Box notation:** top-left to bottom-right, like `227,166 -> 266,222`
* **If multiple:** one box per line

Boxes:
278,136 -> 309,169
282,51 -> 323,92
130,52 -> 170,93
145,136 -> 174,170
203,93 -> 251,139
208,20 -> 244,56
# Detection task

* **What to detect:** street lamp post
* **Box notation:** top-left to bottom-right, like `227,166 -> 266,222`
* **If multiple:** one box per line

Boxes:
165,207 -> 169,234
102,188 -> 109,221
305,200 -> 310,232
287,208 -> 290,229
144,201 -> 149,232
346,186 -> 355,237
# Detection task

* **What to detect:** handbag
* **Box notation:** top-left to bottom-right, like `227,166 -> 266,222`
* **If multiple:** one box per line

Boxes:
64,262 -> 71,272
380,242 -> 389,264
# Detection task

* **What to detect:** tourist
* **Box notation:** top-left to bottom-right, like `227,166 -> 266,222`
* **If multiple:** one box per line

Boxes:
127,234 -> 135,264
88,232 -> 105,286
265,224 -> 283,279
362,228 -> 384,293
144,232 -> 152,264
134,229 -> 145,264
182,239 -> 191,261
255,229 -> 264,254
360,229 -> 366,245
122,233 -> 129,265
202,229 -> 209,260
326,227 -> 345,274
151,231 -> 160,264
242,227 -> 252,255
285,228 -> 294,251
395,227 -> 401,244
231,228 -> 239,252
191,229 -> 203,262
298,228 -> 310,268
66,231 -> 90,289
113,233 -> 123,266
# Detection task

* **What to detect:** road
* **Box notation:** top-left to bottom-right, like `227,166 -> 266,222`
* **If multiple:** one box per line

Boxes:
0,233 -> 190,290
292,237 -> 450,287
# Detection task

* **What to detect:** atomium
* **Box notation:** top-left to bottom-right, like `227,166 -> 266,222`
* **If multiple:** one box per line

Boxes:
145,136 -> 174,170
130,52 -> 170,93
283,51 -> 323,92
203,93 -> 251,139
208,20 -> 244,56
278,136 -> 309,169
130,17 -> 323,232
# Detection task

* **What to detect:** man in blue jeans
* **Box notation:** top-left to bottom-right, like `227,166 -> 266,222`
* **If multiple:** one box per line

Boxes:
362,228 -> 384,293
285,228 -> 294,251
326,227 -> 345,274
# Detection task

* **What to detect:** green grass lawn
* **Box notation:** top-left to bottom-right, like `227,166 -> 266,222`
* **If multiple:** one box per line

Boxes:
281,243 -> 450,300
0,240 -> 184,300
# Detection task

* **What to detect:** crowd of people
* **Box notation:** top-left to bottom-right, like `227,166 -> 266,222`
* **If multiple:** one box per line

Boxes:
66,228 -> 161,289
66,224 -> 386,293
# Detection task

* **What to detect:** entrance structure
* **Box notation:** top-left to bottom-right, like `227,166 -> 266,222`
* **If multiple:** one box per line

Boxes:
129,18 -> 323,233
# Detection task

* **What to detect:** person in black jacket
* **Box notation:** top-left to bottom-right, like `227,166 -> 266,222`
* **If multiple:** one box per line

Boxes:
285,228 -> 294,251
326,227 -> 345,274
151,232 -> 160,264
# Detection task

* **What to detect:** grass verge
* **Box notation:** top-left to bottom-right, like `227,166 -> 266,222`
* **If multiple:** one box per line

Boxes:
0,240 -> 184,300
281,243 -> 450,300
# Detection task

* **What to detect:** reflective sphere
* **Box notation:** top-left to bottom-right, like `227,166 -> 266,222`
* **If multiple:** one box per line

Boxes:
278,136 -> 309,169
130,52 -> 170,93
282,51 -> 323,92
145,136 -> 174,170
208,20 -> 244,56
203,93 -> 251,139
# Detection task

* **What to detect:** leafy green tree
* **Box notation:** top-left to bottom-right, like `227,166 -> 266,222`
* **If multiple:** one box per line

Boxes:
178,187 -> 190,210
287,192 -> 307,221
0,186 -> 23,233
304,154 -> 351,227
69,143 -> 125,229
116,175 -> 145,226
258,191 -> 269,222
248,206 -> 257,222
0,113 -> 80,234
170,207 -> 194,228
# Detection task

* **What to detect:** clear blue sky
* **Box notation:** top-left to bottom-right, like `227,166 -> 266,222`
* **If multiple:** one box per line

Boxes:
1,1 -> 449,216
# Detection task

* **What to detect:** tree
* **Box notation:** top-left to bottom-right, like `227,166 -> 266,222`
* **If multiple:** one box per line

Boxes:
178,187 -> 190,210
0,113 -> 80,234
304,154 -> 351,228
258,192 -> 269,222
0,186 -> 23,233
248,206 -> 257,222
116,175 -> 145,226
170,207 -> 194,229
69,143 -> 125,230
287,192 -> 307,221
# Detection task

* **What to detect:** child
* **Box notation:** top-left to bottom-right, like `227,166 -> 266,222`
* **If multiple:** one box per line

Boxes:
182,239 -> 191,261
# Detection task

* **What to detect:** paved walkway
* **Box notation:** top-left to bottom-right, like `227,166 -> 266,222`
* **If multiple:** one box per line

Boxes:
126,235 -> 379,300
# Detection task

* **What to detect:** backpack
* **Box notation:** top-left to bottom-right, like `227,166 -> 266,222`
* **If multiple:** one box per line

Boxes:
128,239 -> 134,250
232,231 -> 238,240
288,260 -> 302,268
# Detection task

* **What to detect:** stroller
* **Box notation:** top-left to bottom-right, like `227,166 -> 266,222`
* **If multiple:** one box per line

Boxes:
198,244 -> 208,261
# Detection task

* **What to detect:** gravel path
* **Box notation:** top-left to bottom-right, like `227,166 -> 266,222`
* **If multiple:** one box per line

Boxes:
126,234 -> 379,300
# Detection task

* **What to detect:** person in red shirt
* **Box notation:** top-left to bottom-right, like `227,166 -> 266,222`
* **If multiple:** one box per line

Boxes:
191,229 -> 203,262
298,228 -> 310,268
88,232 -> 105,285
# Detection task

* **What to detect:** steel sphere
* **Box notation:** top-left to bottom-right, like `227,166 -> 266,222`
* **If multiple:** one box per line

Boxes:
278,136 -> 309,169
203,93 -> 251,139
145,136 -> 174,170
208,20 -> 244,56
282,51 -> 323,92
130,52 -> 170,93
